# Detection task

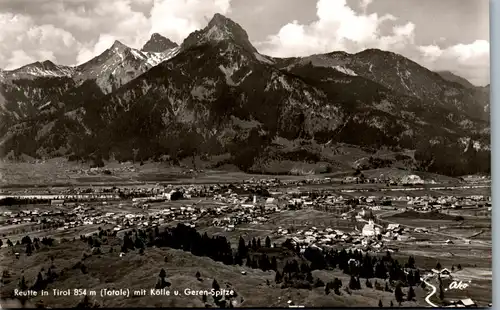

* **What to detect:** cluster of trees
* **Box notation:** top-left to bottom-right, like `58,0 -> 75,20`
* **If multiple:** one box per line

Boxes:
274,260 -> 316,290
298,244 -> 421,287
113,224 -> 234,265
3,236 -> 56,257
112,224 -> 424,292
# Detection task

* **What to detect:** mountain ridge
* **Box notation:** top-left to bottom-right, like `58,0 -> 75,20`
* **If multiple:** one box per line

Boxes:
436,70 -> 477,89
0,14 -> 490,177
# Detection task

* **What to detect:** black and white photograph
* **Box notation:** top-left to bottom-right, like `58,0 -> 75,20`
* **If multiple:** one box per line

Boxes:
0,0 -> 491,308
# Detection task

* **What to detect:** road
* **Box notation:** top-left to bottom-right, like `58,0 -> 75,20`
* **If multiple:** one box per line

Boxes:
423,275 -> 438,307
402,269 -> 438,308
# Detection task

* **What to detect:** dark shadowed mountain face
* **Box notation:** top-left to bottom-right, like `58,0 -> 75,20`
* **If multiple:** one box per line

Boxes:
436,70 -> 476,89
141,33 -> 179,53
0,14 -> 490,176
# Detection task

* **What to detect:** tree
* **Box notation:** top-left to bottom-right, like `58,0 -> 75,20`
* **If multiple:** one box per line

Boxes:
21,236 -> 32,245
212,279 -> 220,291
394,283 -> 404,305
275,271 -> 282,283
349,275 -> 360,290
159,268 -> 167,279
196,271 -> 201,279
271,257 -> 278,271
19,276 -> 28,290
238,236 -> 247,257
333,278 -> 342,295
32,272 -> 46,291
366,278 -> 373,288
156,268 -> 170,289
390,300 -> 394,307
26,243 -> 33,256
375,261 -> 388,279
407,286 -> 416,301
385,282 -> 392,292
436,262 -> 442,270
134,236 -> 145,250
439,283 -> 445,300
378,300 -> 383,307
7,239 -> 13,247
407,256 -> 415,269
265,236 -> 271,248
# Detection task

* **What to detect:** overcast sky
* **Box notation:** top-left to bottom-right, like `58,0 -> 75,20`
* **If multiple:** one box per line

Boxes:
0,0 -> 490,86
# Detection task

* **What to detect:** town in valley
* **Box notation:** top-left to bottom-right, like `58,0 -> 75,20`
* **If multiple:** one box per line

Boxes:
0,164 -> 491,308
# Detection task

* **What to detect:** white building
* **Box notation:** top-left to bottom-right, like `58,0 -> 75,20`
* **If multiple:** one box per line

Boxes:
401,174 -> 424,185
362,220 -> 376,237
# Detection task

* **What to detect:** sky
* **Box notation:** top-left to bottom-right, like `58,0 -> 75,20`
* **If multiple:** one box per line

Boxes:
0,0 -> 490,86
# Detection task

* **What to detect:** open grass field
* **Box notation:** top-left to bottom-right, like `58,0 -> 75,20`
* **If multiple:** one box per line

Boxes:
0,158 -> 323,189
2,156 -> 485,190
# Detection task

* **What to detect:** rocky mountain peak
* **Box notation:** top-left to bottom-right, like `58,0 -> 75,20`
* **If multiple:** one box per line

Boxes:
181,13 -> 257,53
110,40 -> 129,52
3,59 -> 75,79
141,33 -> 178,53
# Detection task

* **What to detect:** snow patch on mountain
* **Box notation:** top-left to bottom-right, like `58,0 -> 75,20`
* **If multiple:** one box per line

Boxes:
332,65 -> 357,76
2,62 -> 75,80
144,47 -> 180,67
74,44 -> 180,94
219,64 -> 238,85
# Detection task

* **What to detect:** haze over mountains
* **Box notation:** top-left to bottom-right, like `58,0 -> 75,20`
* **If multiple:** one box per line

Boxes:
0,14 -> 490,177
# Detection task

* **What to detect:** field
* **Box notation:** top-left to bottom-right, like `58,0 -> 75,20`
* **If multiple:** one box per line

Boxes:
0,157 -> 477,190
0,158 -> 324,189
0,237 -> 428,308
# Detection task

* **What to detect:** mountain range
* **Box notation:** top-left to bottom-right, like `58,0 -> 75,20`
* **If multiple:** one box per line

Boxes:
0,14 -> 490,177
